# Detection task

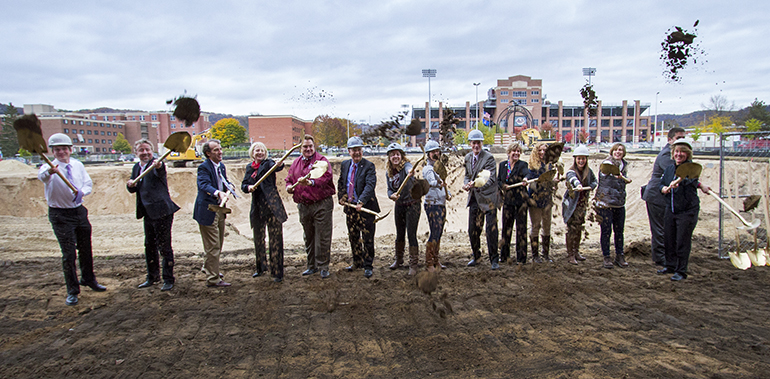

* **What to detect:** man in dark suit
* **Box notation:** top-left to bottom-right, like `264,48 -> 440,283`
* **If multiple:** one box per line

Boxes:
462,129 -> 501,270
127,139 -> 181,291
193,139 -> 234,287
643,127 -> 685,267
338,136 -> 380,278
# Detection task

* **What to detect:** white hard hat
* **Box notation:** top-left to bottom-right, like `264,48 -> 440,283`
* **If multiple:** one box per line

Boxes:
347,136 -> 364,149
48,133 -> 73,147
672,139 -> 692,150
386,142 -> 405,153
425,140 -> 440,152
468,129 -> 484,141
573,145 -> 590,157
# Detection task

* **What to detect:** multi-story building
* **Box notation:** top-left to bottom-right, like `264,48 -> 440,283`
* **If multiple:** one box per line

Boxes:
247,115 -> 313,150
24,104 -> 209,153
411,75 -> 652,145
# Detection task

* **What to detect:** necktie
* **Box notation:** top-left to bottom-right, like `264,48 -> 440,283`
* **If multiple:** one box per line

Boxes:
65,164 -> 74,182
348,163 -> 357,202
216,164 -> 224,191
472,156 -> 477,172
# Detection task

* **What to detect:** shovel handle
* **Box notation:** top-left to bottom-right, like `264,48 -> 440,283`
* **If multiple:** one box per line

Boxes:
708,190 -> 754,227
394,146 -> 426,197
342,201 -> 379,216
40,153 -> 78,194
129,150 -> 173,186
661,177 -> 683,194
250,144 -> 301,191
287,173 -> 311,191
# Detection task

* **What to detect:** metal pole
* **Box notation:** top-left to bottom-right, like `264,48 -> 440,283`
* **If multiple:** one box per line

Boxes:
654,91 -> 659,149
346,113 -> 350,140
422,69 -> 436,142
473,82 -> 481,129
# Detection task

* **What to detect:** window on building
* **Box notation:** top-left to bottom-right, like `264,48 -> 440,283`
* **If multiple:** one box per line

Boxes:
511,91 -> 527,97
100,123 -> 104,127
107,131 -> 111,136
151,115 -> 157,121
102,139 -> 106,144
71,129 -> 77,134
614,119 -> 622,127
627,120 -> 634,127
500,90 -> 509,96
170,116 -> 176,121
87,130 -> 92,135
64,119 -> 69,124
171,124 -> 176,129
63,128 -> 69,133
612,107 -> 623,117
627,108 -> 635,117
500,99 -> 509,103
112,116 -> 117,121
103,116 -> 108,121
100,131 -> 104,135
515,99 -> 527,105
108,140 -> 112,144
79,121 -> 84,125
531,90 -> 540,95
88,139 -> 92,143
95,148 -> 100,152
80,129 -> 85,134
562,108 -> 573,117
86,122 -> 90,126
601,119 -> 610,127
118,125 -> 121,128
531,99 -> 539,103
140,115 -> 145,121
562,120 -> 571,128
549,108 -> 558,118
602,108 -> 611,117
533,119 -> 539,126
91,116 -> 96,120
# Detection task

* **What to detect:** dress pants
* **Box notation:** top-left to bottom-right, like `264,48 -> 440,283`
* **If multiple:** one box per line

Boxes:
395,201 -> 421,247
646,200 -> 667,265
345,209 -> 376,270
468,198 -> 499,264
597,206 -> 625,257
298,196 -> 333,270
200,212 -> 226,285
501,202 -> 528,263
49,206 -> 96,295
143,214 -> 175,284
253,213 -> 284,279
663,206 -> 699,278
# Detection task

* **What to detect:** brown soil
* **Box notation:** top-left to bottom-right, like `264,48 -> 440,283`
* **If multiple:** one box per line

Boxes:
1,154 -> 769,378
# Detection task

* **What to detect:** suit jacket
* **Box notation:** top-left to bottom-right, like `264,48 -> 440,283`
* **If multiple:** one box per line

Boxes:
337,158 -> 381,213
643,143 -> 673,206
497,159 -> 530,207
127,158 -> 180,220
193,159 -> 232,226
464,150 -> 501,211
241,159 -> 288,228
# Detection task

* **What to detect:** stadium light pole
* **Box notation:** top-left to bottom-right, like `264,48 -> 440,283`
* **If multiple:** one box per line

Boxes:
654,92 -> 660,149
582,67 -> 596,146
473,82 -> 481,129
422,69 -> 436,141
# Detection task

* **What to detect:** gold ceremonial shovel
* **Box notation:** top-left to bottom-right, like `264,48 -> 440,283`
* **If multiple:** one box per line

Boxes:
128,131 -> 192,185
14,114 -> 78,194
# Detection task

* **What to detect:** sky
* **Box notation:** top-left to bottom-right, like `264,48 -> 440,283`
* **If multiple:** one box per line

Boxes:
2,0 -> 769,125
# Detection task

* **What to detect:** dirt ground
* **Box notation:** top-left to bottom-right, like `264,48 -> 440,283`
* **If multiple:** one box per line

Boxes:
1,153 -> 770,378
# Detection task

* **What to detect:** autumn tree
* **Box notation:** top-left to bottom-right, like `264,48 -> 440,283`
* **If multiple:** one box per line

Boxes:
211,118 -> 247,148
539,121 -> 554,139
313,115 -> 362,147
563,131 -> 574,143
745,99 -> 770,129
702,94 -> 735,116
112,132 -> 132,153
745,119 -> 763,139
453,129 -> 467,146
705,115 -> 733,140
0,103 -> 20,156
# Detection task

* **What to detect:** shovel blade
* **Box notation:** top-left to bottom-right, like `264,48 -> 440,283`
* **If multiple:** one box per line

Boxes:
163,131 -> 192,153
207,204 -> 232,214
13,114 -> 48,154
738,219 -> 762,231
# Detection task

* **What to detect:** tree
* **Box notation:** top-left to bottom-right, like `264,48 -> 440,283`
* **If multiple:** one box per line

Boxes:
578,129 -> 590,144
705,115 -> 733,140
112,132 -> 132,153
564,131 -> 573,143
702,94 -> 735,116
691,125 -> 702,143
475,124 -> 495,145
746,99 -> 770,128
746,118 -> 763,139
539,122 -> 554,139
454,129 -> 467,146
0,103 -> 20,156
313,115 -> 345,147
211,118 -> 247,148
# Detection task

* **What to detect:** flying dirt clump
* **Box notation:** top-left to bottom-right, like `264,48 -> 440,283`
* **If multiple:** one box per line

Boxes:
660,20 -> 706,82
416,271 -> 438,294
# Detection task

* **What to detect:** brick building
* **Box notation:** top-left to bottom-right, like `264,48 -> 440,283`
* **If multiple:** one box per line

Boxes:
411,75 -> 652,145
24,104 -> 209,153
247,115 -> 313,150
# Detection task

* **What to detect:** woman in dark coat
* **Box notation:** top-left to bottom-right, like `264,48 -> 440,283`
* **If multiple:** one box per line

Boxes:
241,142 -> 288,282
498,142 -> 531,264
657,140 -> 710,281
594,143 -> 629,269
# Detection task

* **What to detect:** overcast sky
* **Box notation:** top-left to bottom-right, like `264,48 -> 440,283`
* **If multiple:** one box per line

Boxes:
3,0 -> 769,124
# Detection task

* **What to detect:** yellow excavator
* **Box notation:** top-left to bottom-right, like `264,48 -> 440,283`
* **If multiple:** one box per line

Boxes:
520,128 -> 557,149
167,128 -> 211,167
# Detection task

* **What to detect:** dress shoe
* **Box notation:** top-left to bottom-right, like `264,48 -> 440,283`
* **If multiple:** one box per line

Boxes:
670,273 -> 685,281
207,280 -> 231,287
656,268 -> 671,275
364,269 -> 373,278
65,294 -> 78,306
273,277 -> 283,283
467,259 -> 478,267
160,282 -> 174,291
83,281 -> 106,292
252,271 -> 263,278
138,280 -> 158,288
320,269 -> 330,279
345,264 -> 362,272
575,253 -> 587,261
301,268 -> 318,276
491,262 -> 499,270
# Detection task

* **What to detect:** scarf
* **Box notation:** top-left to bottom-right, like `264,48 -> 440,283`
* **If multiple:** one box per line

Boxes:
250,160 -> 262,179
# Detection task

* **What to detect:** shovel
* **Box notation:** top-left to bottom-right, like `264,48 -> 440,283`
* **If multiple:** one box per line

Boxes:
287,160 -> 329,191
207,190 -> 232,215
661,162 -> 702,193
394,145 -> 426,197
128,131 -> 192,186
247,143 -> 301,192
504,169 -> 556,190
13,114 -> 77,194
600,163 -> 632,183
341,201 -> 391,223
708,191 -> 761,231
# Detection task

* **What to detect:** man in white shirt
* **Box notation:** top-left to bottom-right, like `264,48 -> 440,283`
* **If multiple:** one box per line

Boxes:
37,133 -> 106,306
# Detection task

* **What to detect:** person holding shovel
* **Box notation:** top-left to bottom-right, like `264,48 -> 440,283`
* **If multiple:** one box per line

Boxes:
562,145 -> 597,265
194,139 -> 233,287
38,133 -> 106,306
286,134 -> 335,279
657,140 -> 711,281
126,139 -> 180,291
422,140 -> 451,272
385,142 -> 421,275
463,129 -> 501,270
338,136 -> 380,278
241,142 -> 287,283
498,142 -> 531,264
527,142 -> 558,263
594,143 -> 630,269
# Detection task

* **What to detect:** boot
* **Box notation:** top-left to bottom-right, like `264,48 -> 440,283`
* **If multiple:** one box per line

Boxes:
566,236 -> 578,265
436,241 -> 447,269
425,241 -> 437,272
603,256 -> 614,269
528,238 -> 538,265
574,229 -> 586,261
542,236 -> 553,263
408,246 -> 419,276
390,241 -> 405,270
614,253 -> 628,267
532,236 -> 543,264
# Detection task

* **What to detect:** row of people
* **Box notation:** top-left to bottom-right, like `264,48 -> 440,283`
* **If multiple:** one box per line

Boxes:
38,128 -> 710,305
